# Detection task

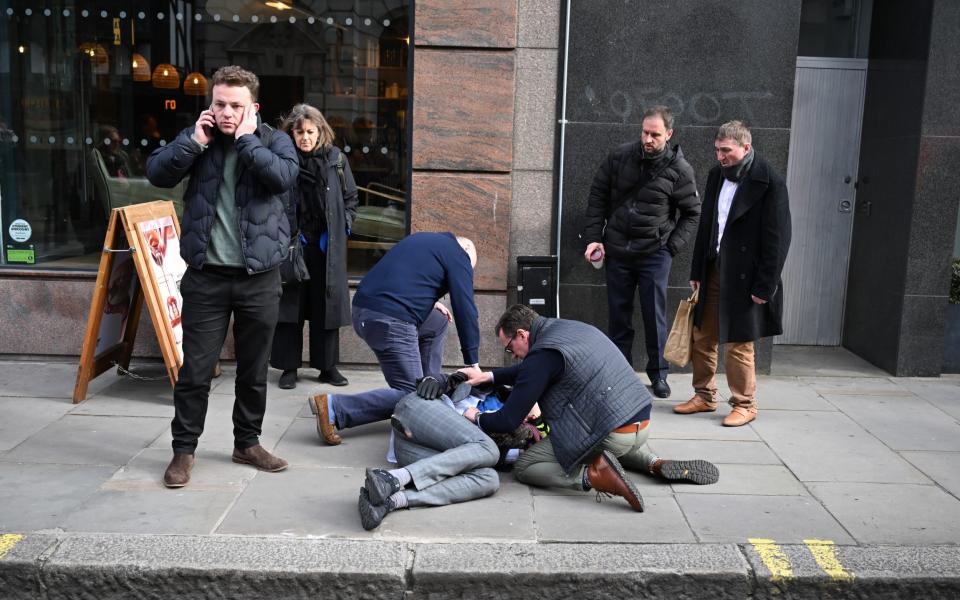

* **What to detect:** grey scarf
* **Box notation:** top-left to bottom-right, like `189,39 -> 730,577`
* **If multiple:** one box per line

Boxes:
722,148 -> 754,182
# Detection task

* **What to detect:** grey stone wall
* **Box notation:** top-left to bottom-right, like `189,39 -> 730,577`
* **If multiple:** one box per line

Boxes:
843,0 -> 960,376
555,0 -> 803,375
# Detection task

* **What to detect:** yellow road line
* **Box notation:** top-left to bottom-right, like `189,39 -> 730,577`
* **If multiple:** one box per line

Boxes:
804,539 -> 854,581
0,534 -> 25,560
749,538 -> 794,581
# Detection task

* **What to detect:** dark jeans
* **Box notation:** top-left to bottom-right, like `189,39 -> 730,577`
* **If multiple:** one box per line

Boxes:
171,266 -> 281,454
605,248 -> 672,382
332,305 -> 448,428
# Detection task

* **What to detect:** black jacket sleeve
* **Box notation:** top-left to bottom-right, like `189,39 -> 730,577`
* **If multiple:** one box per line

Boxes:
751,176 -> 792,300
145,128 -> 202,188
582,153 -> 615,245
478,349 -> 564,433
235,127 -> 299,195
665,161 -> 701,256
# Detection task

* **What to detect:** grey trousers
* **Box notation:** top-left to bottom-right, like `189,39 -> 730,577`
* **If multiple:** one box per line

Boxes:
513,425 -> 656,490
392,393 -> 500,508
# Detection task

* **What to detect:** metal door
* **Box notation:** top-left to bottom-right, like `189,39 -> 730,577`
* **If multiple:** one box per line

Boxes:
778,57 -> 867,345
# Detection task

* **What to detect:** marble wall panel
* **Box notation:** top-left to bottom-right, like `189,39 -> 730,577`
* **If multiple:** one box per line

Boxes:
415,0 -> 517,48
564,0 -> 801,128
411,171 -> 511,291
412,49 -> 515,172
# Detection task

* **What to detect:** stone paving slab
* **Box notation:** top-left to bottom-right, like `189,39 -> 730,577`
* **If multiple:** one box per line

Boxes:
0,463 -> 116,531
0,396 -> 76,453
0,361 -> 117,399
827,394 -> 960,452
751,410 -> 931,484
808,482 -> 960,545
60,487 -> 240,535
677,494 -> 856,544
900,450 -> 960,498
648,438 -> 783,464
673,463 -> 808,496
532,494 -> 697,543
2,414 -> 169,467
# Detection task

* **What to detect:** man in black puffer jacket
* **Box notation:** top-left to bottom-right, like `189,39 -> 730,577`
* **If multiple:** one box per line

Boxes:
146,66 -> 299,488
582,105 -> 700,399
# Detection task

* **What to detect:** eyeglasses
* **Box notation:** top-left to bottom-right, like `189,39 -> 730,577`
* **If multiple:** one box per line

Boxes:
503,331 -> 519,354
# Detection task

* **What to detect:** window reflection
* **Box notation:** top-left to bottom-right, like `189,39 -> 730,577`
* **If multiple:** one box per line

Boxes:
0,1 -> 410,275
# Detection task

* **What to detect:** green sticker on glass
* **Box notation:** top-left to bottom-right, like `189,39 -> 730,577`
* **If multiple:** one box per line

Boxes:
7,249 -> 35,264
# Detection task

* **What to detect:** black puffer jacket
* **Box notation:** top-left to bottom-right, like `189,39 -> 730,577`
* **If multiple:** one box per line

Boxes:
583,141 -> 700,259
146,118 -> 299,273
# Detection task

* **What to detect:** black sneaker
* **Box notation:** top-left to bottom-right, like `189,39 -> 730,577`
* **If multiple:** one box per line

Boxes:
365,467 -> 402,505
278,369 -> 297,390
358,487 -> 393,530
651,378 -> 671,398
318,367 -> 348,387
652,459 -> 719,485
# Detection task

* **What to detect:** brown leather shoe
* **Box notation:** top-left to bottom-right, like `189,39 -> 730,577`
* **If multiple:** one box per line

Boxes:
309,394 -> 342,445
722,406 -> 757,427
163,453 -> 194,488
673,396 -> 718,414
586,450 -> 644,512
232,444 -> 289,472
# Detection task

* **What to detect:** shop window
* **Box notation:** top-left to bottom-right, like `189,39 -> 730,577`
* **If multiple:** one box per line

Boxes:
0,1 -> 410,276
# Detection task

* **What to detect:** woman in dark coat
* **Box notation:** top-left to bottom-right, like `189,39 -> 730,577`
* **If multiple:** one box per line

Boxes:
271,104 -> 358,389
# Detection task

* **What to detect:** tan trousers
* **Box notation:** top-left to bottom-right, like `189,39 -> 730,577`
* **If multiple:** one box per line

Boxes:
692,263 -> 757,409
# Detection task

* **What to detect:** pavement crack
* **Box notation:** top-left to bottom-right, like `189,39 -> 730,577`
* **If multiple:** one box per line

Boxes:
403,543 -> 417,596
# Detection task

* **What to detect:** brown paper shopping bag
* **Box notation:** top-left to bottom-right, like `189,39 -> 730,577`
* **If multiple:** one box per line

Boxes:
663,288 -> 699,367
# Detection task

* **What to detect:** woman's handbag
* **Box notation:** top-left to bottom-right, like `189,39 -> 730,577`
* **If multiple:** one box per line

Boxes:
279,232 -> 310,284
663,287 -> 699,367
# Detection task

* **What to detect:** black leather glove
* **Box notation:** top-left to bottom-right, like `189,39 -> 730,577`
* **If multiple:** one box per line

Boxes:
444,371 -> 469,395
415,376 -> 443,399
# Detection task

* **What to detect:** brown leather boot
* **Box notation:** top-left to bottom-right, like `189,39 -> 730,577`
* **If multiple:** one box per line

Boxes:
722,406 -> 757,427
232,444 -> 289,472
673,396 -> 718,414
308,394 -> 342,445
585,451 -> 644,512
163,453 -> 194,488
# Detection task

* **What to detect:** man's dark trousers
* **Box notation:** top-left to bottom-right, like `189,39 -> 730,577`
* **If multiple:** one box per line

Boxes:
171,266 -> 281,454
331,305 -> 448,428
605,247 -> 671,382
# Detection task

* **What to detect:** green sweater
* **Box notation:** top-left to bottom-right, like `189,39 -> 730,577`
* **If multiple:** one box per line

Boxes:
205,139 -> 244,267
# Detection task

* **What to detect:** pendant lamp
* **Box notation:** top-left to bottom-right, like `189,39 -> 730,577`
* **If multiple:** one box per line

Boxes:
132,53 -> 151,81
183,72 -> 209,96
152,64 -> 180,89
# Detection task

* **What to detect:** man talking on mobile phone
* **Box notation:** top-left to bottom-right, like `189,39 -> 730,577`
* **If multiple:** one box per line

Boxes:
147,65 -> 299,488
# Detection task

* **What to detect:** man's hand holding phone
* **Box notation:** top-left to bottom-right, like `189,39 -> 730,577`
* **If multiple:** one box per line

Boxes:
193,108 -> 216,145
235,103 -> 258,139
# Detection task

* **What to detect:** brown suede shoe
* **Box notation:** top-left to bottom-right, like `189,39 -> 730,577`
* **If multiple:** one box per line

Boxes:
163,453 -> 194,488
673,396 -> 718,414
722,406 -> 757,427
308,394 -> 342,445
586,450 -> 644,512
232,444 -> 289,472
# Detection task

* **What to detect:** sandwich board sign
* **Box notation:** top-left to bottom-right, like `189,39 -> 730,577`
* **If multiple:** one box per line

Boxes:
73,200 -> 187,403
